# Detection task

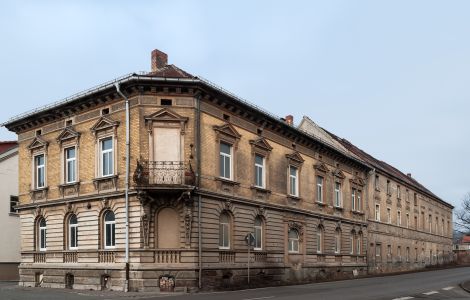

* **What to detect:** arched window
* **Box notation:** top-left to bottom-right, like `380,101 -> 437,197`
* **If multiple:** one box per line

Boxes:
334,229 -> 341,254
38,218 -> 47,251
104,211 -> 115,249
316,226 -> 323,254
254,217 -> 263,250
219,212 -> 231,249
68,214 -> 78,250
350,231 -> 356,255
288,228 -> 299,253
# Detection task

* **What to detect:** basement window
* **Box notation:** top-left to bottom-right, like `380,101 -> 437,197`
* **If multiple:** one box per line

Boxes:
161,99 -> 172,106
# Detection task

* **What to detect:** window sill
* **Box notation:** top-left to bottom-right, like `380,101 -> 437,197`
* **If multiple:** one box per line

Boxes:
93,175 -> 118,182
333,206 -> 343,211
250,185 -> 271,193
31,187 -> 49,193
59,182 -> 80,188
29,187 -> 49,201
59,182 -> 81,197
352,210 -> 365,215
93,175 -> 118,191
287,195 -> 301,203
9,212 -> 19,217
315,201 -> 326,206
215,177 -> 240,186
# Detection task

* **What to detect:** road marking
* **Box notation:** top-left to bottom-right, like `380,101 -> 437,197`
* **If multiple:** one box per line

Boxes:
442,286 -> 455,290
423,291 -> 439,295
242,297 -> 275,300
392,297 -> 414,300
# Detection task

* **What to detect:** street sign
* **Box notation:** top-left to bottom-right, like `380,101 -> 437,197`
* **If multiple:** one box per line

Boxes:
245,233 -> 255,247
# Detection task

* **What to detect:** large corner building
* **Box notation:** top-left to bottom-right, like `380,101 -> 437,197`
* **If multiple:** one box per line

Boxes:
2,49 -> 453,291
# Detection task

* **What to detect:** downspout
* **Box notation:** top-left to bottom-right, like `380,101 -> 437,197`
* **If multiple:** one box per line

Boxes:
115,83 -> 130,292
366,167 -> 376,275
195,92 -> 202,290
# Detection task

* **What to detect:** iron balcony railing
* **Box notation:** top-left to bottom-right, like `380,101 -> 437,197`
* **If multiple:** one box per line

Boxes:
134,160 -> 194,186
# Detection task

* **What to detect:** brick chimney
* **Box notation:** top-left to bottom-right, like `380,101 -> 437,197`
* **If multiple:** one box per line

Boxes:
407,173 -> 412,177
285,115 -> 294,126
151,49 -> 168,72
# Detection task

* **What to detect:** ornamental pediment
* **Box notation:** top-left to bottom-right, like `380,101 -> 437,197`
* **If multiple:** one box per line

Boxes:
314,162 -> 329,173
350,177 -> 365,186
90,116 -> 119,133
333,169 -> 346,179
145,108 -> 188,123
56,127 -> 80,144
28,136 -> 48,151
249,137 -> 273,152
213,123 -> 241,140
286,151 -> 304,164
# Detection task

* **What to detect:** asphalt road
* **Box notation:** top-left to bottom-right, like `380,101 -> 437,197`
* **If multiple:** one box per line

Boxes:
1,267 -> 470,300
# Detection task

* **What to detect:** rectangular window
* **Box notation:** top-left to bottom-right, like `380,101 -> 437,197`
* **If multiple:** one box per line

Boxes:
375,175 -> 379,190
316,230 -> 322,253
357,190 -> 362,211
414,216 -> 418,229
386,180 -> 391,195
35,154 -> 45,188
406,189 -> 410,202
397,185 -> 401,199
406,247 -> 410,262
387,245 -> 392,257
387,208 -> 391,224
375,204 -> 380,221
397,211 -> 401,226
351,188 -> 356,211
406,213 -> 410,228
435,217 -> 438,234
334,232 -> 341,254
70,224 -> 78,249
100,138 -> 113,177
9,196 -> 19,214
219,142 -> 232,180
316,176 -> 323,203
289,165 -> 298,197
65,147 -> 76,183
414,193 -> 418,206
397,246 -> 402,261
334,182 -> 342,207
254,154 -> 265,188
254,223 -> 262,250
415,247 -> 418,262
356,235 -> 361,255
350,235 -> 354,254
429,214 -> 432,233
376,244 -> 381,258
219,221 -> 230,249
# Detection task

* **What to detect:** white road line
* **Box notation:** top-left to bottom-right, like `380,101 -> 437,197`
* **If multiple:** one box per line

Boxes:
423,291 -> 439,295
442,286 -> 455,290
392,297 -> 414,300
242,297 -> 275,300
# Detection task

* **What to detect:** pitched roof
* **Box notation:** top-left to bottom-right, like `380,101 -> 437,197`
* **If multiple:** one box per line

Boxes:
0,141 -> 17,155
323,129 -> 452,208
461,235 -> 470,244
146,64 -> 194,79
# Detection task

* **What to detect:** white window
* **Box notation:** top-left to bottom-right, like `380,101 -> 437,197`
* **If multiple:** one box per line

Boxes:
100,138 -> 114,177
254,154 -> 265,188
316,176 -> 323,203
387,245 -> 392,257
219,213 -> 230,249
38,218 -> 47,251
289,165 -> 298,197
357,190 -> 362,211
65,147 -> 76,183
254,217 -> 263,250
219,142 -> 232,180
375,204 -> 380,221
288,228 -> 299,253
387,208 -> 391,224
68,214 -> 78,250
35,154 -> 45,188
334,229 -> 341,254
351,188 -> 356,211
376,244 -> 381,257
316,227 -> 323,253
104,211 -> 115,248
397,211 -> 401,226
334,182 -> 342,207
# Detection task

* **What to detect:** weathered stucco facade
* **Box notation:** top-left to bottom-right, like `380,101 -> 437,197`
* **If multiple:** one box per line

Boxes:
3,49 -> 453,292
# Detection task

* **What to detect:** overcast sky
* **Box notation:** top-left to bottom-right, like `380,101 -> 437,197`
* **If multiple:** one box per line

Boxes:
0,0 -> 468,209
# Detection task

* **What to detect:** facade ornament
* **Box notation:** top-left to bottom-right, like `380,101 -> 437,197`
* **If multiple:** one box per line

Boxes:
141,213 -> 150,248
288,221 -> 304,242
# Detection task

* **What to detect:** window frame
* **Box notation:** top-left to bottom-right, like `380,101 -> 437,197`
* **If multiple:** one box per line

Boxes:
288,228 -> 300,253
219,212 -> 231,250
34,153 -> 46,189
103,210 -> 116,249
219,142 -> 233,180
387,207 -> 391,224
254,217 -> 263,251
351,188 -> 356,211
65,146 -> 77,184
316,176 -> 324,203
397,210 -> 401,226
99,137 -> 114,177
68,214 -> 78,250
288,165 -> 299,197
375,204 -> 381,221
334,229 -> 341,254
9,195 -> 19,214
38,218 -> 47,251
334,182 -> 342,207
254,154 -> 265,188
316,226 -> 323,254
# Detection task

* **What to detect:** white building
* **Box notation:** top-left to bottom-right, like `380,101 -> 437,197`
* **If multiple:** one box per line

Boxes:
0,141 -> 20,280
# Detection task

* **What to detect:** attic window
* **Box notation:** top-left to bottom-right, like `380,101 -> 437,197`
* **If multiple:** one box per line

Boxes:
66,120 -> 73,127
169,87 -> 176,93
101,108 -> 110,115
161,99 -> 172,106
36,129 -> 42,136
181,87 -> 188,93
257,128 -> 263,135
223,114 -> 230,121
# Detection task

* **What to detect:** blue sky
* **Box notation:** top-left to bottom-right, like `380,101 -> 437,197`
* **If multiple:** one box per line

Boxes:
0,0 -> 468,209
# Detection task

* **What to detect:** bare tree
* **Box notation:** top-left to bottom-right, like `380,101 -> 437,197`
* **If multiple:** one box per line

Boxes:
455,192 -> 470,234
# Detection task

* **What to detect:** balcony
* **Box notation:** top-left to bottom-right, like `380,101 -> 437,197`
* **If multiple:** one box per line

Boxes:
134,160 -> 195,186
